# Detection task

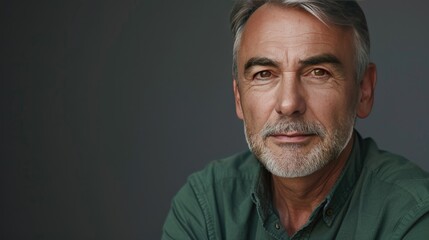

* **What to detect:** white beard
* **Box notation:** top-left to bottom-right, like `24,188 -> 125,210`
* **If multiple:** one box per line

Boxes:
244,115 -> 355,178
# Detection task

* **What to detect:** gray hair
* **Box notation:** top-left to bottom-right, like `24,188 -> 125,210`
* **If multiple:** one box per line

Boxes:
230,0 -> 370,83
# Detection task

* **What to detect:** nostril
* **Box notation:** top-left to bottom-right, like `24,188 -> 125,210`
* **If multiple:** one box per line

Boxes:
274,92 -> 306,116
275,107 -> 305,116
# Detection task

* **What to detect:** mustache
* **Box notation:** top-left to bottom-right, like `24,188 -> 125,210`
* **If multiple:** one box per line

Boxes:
260,119 -> 326,139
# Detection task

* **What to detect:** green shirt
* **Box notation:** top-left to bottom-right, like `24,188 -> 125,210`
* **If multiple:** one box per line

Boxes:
162,133 -> 429,239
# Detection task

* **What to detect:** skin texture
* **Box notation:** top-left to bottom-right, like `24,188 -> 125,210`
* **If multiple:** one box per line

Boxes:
233,4 -> 377,236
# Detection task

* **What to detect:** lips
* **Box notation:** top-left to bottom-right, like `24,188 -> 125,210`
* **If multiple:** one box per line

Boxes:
269,131 -> 317,144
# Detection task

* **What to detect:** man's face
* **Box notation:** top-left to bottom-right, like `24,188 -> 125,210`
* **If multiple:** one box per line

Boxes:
233,4 -> 373,178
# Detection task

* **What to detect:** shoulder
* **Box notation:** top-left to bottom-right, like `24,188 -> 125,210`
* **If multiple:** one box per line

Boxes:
182,150 -> 260,218
187,150 -> 260,188
360,137 -> 429,201
172,150 -> 260,205
162,151 -> 260,239
168,150 -> 261,211
358,137 -> 429,238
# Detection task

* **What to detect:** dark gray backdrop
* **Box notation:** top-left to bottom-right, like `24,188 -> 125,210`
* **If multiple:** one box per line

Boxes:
1,0 -> 428,239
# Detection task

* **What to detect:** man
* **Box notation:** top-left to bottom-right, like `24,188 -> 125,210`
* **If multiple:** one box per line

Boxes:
162,0 -> 429,239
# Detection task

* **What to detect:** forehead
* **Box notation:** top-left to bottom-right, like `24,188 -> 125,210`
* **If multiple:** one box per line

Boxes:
238,4 -> 354,68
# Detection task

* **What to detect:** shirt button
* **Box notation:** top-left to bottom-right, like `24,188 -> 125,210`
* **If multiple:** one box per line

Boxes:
326,208 -> 334,217
275,223 -> 280,230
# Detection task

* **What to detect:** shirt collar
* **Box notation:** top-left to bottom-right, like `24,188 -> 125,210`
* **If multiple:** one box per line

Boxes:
251,161 -> 273,222
250,131 -> 365,227
321,132 -> 364,226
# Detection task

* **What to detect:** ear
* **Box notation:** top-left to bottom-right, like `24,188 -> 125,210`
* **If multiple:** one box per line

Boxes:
357,63 -> 377,118
233,79 -> 244,120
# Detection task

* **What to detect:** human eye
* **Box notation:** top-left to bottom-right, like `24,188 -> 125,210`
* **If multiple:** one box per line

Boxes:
303,68 -> 332,82
311,68 -> 330,78
253,70 -> 275,81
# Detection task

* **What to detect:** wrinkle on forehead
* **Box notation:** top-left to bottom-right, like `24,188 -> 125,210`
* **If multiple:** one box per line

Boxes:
238,4 -> 354,73
241,38 -> 340,71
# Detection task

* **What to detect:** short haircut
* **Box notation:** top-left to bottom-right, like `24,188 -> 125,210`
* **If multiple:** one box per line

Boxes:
230,0 -> 370,83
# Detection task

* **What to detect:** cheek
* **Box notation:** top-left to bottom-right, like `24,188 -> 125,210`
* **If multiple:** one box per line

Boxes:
307,89 -> 357,127
240,91 -> 278,131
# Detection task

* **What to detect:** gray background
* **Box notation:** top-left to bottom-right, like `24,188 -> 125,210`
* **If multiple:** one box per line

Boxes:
1,0 -> 428,239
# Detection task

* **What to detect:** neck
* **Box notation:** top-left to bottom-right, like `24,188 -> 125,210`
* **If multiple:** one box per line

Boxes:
272,134 -> 354,236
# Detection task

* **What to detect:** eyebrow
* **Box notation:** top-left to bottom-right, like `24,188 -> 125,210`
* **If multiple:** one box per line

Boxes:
244,57 -> 280,75
243,53 -> 343,75
299,54 -> 342,68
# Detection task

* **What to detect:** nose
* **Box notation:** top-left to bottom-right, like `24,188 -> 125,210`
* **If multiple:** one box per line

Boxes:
274,74 -> 306,116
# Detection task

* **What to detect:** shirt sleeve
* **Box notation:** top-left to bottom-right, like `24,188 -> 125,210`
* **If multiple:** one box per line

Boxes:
401,212 -> 429,240
162,180 -> 210,240
392,199 -> 429,240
